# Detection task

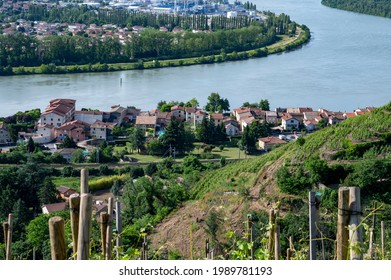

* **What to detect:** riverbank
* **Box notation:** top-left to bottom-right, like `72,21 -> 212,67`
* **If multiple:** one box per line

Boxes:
6,25 -> 310,76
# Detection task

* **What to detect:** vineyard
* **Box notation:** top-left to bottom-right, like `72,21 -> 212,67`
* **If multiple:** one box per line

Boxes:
1,103 -> 390,260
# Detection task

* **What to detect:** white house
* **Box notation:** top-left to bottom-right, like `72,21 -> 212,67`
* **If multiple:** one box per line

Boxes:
90,121 -> 116,140
74,110 -> 104,124
33,124 -> 55,144
38,99 -> 76,128
281,113 -> 300,130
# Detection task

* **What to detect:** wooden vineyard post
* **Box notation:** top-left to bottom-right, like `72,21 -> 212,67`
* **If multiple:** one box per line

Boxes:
3,222 -> 8,248
100,212 -> 109,258
247,214 -> 254,260
49,216 -> 67,260
309,191 -> 317,260
106,197 -> 114,260
337,187 -> 350,260
205,238 -> 210,260
6,214 -> 12,260
349,186 -> 362,260
381,221 -> 385,259
77,193 -> 93,260
115,199 -> 122,259
274,210 -> 281,260
80,168 -> 89,194
5,214 -> 12,260
69,193 -> 80,259
268,209 -> 276,260
141,235 -> 148,260
286,236 -> 293,260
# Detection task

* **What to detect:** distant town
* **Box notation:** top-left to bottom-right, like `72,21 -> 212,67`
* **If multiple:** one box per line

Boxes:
0,97 -> 376,157
0,0 -> 262,40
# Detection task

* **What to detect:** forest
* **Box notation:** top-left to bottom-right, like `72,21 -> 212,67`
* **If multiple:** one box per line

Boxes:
322,0 -> 391,18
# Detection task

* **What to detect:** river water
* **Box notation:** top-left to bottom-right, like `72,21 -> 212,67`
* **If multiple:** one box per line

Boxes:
0,0 -> 390,117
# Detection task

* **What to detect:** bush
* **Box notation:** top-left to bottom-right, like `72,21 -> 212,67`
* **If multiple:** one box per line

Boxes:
89,174 -> 128,192
62,166 -> 75,177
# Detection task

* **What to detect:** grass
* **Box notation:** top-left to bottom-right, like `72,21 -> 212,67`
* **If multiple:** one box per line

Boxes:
52,176 -> 82,191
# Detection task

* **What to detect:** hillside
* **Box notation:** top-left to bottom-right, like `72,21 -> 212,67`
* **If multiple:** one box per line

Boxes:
149,103 -> 391,259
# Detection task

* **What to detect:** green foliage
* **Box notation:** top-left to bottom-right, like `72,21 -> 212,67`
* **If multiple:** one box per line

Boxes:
322,0 -> 391,18
89,174 -> 128,192
205,92 -> 230,113
128,127 -> 146,153
277,165 -> 311,194
182,155 -> 205,174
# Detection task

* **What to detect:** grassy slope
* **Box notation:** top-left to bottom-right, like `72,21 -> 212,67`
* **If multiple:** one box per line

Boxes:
148,102 -> 391,258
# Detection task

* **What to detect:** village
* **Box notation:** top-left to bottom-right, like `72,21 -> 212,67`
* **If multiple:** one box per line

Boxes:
0,97 -> 376,154
0,0 -> 261,39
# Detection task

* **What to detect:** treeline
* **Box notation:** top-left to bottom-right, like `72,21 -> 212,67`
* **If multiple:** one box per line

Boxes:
25,5 -> 252,31
0,13 -> 297,69
322,0 -> 391,18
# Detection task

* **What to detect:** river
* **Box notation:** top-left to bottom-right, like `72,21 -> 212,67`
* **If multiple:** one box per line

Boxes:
1,0 -> 390,117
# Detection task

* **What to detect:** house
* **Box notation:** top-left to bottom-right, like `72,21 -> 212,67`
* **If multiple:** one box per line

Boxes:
135,115 -> 157,136
42,202 -> 67,214
74,110 -> 104,124
125,107 -> 141,122
251,108 -> 266,121
57,148 -> 78,162
185,107 -> 197,123
258,136 -> 287,151
287,107 -> 313,114
193,110 -> 206,126
304,119 -> 318,132
281,113 -> 300,130
156,111 -> 171,131
265,111 -> 278,124
209,113 -> 224,127
170,105 -> 186,122
55,120 -> 90,142
328,113 -> 345,125
57,186 -> 77,200
225,122 -> 240,136
109,105 -> 127,124
90,121 -> 116,141
343,112 -> 357,119
38,99 -> 76,128
240,115 -> 255,131
0,122 -> 12,145
232,107 -> 252,122
33,124 -> 55,144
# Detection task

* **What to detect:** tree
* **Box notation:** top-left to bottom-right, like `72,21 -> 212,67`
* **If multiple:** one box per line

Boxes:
50,152 -> 67,164
196,117 -> 215,143
240,125 -> 256,152
205,92 -> 230,113
259,99 -> 270,111
27,137 -> 35,153
38,177 -> 58,206
71,149 -> 85,163
60,135 -> 77,148
128,127 -> 146,153
160,119 -> 194,155
185,98 -> 199,108
182,155 -> 205,174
